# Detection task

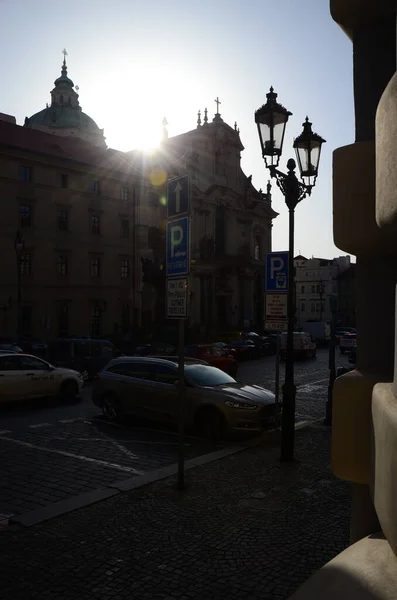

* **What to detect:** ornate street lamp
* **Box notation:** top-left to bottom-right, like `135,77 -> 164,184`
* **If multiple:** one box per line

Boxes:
14,230 -> 25,342
255,88 -> 326,461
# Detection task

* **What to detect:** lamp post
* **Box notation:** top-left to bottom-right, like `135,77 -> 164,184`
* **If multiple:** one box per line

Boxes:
255,88 -> 326,461
14,230 -> 25,343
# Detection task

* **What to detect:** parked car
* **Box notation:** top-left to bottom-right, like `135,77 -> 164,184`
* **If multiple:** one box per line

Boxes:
134,342 -> 176,357
184,344 -> 238,377
212,341 -> 239,361
279,332 -> 316,360
47,337 -> 122,379
340,333 -> 357,354
0,342 -> 23,354
335,328 -> 356,345
265,334 -> 279,355
92,357 -> 277,437
240,331 -> 270,356
228,340 -> 258,360
18,338 -> 48,359
0,353 -> 84,403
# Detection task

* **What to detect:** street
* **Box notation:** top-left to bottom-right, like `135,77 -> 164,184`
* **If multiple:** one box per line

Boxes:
0,348 -> 350,523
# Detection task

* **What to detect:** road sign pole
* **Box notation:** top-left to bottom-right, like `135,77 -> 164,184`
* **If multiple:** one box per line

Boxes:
275,333 -> 281,418
177,306 -> 186,489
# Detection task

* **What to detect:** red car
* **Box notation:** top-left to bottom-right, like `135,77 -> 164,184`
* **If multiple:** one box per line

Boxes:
184,344 -> 238,377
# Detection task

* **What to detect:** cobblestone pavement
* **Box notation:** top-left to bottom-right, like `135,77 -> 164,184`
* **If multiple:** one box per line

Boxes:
238,348 -> 350,422
0,423 -> 350,600
0,348 -> 345,521
0,417 -> 224,520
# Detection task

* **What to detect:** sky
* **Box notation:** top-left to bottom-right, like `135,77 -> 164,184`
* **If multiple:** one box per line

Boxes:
0,0 -> 354,260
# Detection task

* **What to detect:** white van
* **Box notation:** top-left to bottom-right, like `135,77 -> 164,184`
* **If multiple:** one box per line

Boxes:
279,331 -> 316,360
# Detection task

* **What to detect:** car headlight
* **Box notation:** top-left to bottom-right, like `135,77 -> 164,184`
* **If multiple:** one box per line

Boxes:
224,400 -> 258,410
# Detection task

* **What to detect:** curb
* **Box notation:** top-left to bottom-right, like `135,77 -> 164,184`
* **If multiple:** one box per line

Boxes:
9,443 -> 248,528
8,418 -> 317,529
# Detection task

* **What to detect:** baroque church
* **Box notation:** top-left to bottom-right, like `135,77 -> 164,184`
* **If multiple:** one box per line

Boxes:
0,51 -> 277,341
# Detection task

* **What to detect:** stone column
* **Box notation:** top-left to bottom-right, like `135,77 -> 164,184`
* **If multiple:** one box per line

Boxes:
330,0 -> 396,544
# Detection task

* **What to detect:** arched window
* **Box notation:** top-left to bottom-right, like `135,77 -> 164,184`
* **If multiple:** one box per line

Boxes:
60,95 -> 64,104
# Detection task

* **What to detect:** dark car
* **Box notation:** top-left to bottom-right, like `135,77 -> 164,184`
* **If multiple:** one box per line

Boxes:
134,342 -> 176,357
229,340 -> 257,360
18,338 -> 48,359
48,338 -> 122,379
0,342 -> 23,354
184,344 -> 238,377
240,331 -> 270,356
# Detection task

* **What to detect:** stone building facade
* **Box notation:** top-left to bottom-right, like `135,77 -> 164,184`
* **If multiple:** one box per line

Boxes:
0,115 -> 146,341
136,109 -> 278,335
294,255 -> 351,326
0,57 -> 277,341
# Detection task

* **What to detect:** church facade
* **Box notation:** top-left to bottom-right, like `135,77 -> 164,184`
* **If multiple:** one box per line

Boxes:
0,53 -> 277,341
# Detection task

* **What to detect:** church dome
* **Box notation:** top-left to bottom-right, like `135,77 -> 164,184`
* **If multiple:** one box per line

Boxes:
24,51 -> 106,148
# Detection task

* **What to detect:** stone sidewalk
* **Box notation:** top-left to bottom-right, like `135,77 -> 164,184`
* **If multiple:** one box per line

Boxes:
0,423 -> 350,600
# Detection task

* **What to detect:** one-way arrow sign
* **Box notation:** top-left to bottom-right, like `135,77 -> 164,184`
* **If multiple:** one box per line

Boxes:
167,174 -> 190,219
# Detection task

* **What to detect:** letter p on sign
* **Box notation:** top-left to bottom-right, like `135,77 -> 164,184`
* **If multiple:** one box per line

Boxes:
270,257 -> 284,279
171,225 -> 183,257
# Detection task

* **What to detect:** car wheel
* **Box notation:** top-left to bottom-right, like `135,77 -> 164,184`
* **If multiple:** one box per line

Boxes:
60,380 -> 79,403
102,393 -> 122,422
195,407 -> 227,440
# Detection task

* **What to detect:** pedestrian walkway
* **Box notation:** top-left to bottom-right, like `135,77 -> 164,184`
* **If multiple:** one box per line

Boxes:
0,423 -> 350,600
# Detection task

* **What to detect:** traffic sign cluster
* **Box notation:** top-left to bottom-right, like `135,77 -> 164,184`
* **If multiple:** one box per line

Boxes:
166,174 -> 191,319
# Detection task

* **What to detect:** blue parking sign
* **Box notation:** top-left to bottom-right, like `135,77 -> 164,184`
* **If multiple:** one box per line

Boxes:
265,252 -> 289,292
166,217 -> 190,277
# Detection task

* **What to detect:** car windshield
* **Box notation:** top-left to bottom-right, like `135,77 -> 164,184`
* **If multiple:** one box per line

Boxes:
185,364 -> 236,387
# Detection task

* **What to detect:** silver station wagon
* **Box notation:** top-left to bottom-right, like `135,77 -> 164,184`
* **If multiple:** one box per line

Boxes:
92,356 -> 277,438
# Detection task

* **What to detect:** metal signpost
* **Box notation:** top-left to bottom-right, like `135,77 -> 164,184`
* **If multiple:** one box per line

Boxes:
166,174 -> 190,490
265,252 -> 289,432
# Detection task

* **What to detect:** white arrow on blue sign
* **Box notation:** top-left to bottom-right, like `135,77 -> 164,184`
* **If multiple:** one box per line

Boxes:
166,216 -> 190,277
167,174 -> 190,219
265,251 -> 289,292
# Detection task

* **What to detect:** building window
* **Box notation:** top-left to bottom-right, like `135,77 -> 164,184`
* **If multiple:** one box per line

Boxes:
121,186 -> 129,201
58,303 -> 69,337
254,236 -> 261,260
59,173 -> 68,188
121,259 -> 130,279
90,180 -> 100,194
311,302 -> 315,313
20,253 -> 31,276
120,219 -> 130,238
90,257 -> 100,277
19,165 -> 32,182
316,302 -> 321,311
57,255 -> 68,276
311,285 -> 315,293
91,304 -> 102,337
19,204 -> 32,228
300,302 -> 305,312
300,285 -> 305,293
90,214 -> 100,234
57,209 -> 69,230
